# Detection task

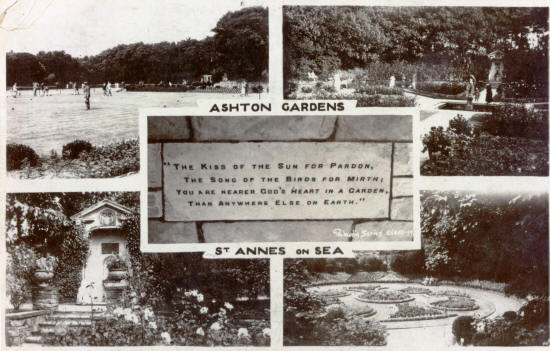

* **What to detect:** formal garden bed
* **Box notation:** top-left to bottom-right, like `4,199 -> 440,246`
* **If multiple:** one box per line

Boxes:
380,303 -> 454,322
431,296 -> 479,311
421,105 -> 548,176
399,286 -> 432,294
7,139 -> 139,179
356,290 -> 414,304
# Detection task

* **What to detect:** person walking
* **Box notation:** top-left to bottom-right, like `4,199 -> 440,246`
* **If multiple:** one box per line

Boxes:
83,82 -> 91,110
12,82 -> 18,98
107,81 -> 112,96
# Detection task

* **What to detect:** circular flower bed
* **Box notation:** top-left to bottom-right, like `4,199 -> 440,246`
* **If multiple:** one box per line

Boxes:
431,296 -> 479,311
355,290 -> 414,304
399,286 -> 432,294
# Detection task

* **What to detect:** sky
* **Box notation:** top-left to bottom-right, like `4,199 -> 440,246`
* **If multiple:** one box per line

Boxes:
2,0 -> 268,57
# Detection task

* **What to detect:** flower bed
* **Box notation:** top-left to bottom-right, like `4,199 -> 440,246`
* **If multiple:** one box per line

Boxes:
398,286 -> 432,294
432,289 -> 471,298
356,290 -> 413,304
316,289 -> 350,298
388,303 -> 445,320
431,296 -> 479,311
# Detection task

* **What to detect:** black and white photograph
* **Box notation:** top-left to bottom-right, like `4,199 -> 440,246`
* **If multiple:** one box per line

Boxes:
284,190 -> 548,347
283,6 -> 548,115
5,192 -> 270,346
4,0 -> 268,179
147,114 -> 414,245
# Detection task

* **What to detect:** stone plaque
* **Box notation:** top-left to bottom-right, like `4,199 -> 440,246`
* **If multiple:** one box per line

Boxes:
163,142 -> 392,221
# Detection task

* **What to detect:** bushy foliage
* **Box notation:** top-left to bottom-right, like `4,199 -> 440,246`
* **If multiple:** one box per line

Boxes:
448,115 -> 472,135
477,104 -> 548,141
421,126 -> 451,160
390,250 -> 425,275
62,140 -> 93,160
470,299 -> 549,346
7,143 -> 41,171
421,132 -> 548,176
421,191 -> 548,298
416,81 -> 467,95
452,316 -> 476,345
6,244 -> 37,310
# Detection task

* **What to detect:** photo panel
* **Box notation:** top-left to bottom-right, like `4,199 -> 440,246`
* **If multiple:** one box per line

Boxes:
5,191 -> 270,346
4,0 -> 268,180
283,188 -> 548,347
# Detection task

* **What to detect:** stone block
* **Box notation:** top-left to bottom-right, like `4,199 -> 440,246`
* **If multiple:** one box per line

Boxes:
393,143 -> 413,176
354,221 -> 413,241
335,115 -> 412,141
202,221 -> 354,242
391,197 -> 413,221
148,191 -> 162,218
148,116 -> 191,141
148,220 -> 199,243
392,177 -> 413,197
191,115 -> 337,141
148,143 -> 162,188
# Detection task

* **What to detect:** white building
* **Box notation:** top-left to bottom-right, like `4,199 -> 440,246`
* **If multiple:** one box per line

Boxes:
70,200 -> 134,304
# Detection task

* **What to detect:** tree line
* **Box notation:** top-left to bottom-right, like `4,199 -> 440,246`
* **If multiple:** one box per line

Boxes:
7,7 -> 268,86
283,6 -> 548,87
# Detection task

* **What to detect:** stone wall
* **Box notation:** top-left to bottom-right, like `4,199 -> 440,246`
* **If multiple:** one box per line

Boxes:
148,115 -> 413,244
5,310 -> 50,346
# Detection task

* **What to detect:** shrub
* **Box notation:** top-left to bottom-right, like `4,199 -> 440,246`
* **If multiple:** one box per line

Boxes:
390,251 -> 425,275
7,143 -> 41,171
301,86 -> 313,93
62,140 -> 93,160
421,127 -> 451,161
477,104 -> 548,141
452,315 -> 476,345
324,306 -> 346,321
421,132 -> 548,176
6,244 -> 37,310
308,316 -> 387,346
503,311 -> 518,321
448,114 -> 472,135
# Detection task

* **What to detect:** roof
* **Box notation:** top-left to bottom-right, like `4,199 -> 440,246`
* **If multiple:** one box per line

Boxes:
70,199 -> 134,221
